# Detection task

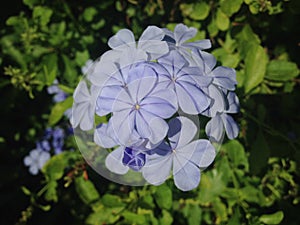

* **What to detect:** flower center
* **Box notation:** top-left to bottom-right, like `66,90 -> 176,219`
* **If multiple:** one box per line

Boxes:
135,104 -> 140,110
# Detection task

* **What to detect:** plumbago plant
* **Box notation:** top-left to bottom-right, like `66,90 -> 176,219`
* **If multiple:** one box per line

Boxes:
72,23 -> 239,191
1,0 -> 300,225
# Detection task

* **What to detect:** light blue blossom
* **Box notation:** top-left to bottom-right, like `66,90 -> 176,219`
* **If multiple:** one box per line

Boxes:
157,50 -> 212,114
47,79 -> 68,103
106,74 -> 177,147
24,149 -> 50,175
142,117 -> 216,191
71,80 -> 101,130
205,91 -> 240,142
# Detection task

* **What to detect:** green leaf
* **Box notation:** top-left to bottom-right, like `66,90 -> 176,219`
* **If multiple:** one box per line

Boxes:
259,211 -> 284,225
101,194 -> 125,207
159,209 -> 173,225
244,44 -> 268,93
86,206 -> 123,225
41,53 -> 57,85
122,211 -> 147,224
21,186 -> 31,196
75,50 -> 90,67
42,152 -> 72,180
75,176 -> 100,205
33,6 -> 53,26
44,181 -> 58,202
182,204 -> 202,225
154,184 -> 172,210
180,2 -> 210,20
223,140 -> 249,172
216,9 -> 230,31
213,198 -> 228,223
208,19 -> 219,37
23,0 -> 40,9
265,60 -> 299,81
83,7 -> 98,22
61,54 -> 78,86
220,0 -> 244,16
48,96 -> 73,126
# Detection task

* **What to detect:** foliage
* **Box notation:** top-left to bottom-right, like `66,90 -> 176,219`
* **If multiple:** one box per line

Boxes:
0,0 -> 299,224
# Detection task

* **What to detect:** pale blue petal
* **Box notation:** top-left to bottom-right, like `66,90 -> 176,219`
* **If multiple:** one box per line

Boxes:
184,140 -> 216,168
142,153 -> 172,185
89,60 -> 119,86
177,67 -> 212,87
38,151 -> 50,168
176,82 -> 211,114
221,113 -> 239,139
79,103 -> 94,131
158,50 -> 187,75
24,156 -> 32,166
74,81 -> 90,104
94,123 -> 117,148
105,146 -> 129,175
29,165 -> 39,175
203,84 -> 226,117
141,88 -> 177,118
118,47 -> 148,66
174,24 -> 197,45
109,110 -> 135,146
139,40 -> 169,59
173,162 -> 201,191
205,115 -> 224,142
139,26 -> 165,42
210,66 -> 237,90
136,109 -> 169,145
226,92 -> 240,113
127,63 -> 158,84
191,50 -> 216,74
168,117 -> 197,149
126,75 -> 157,102
108,29 -> 135,49
182,39 -> 212,50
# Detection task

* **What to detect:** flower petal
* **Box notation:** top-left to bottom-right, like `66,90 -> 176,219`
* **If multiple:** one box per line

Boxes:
173,162 -> 200,191
203,84 -> 226,117
182,39 -> 212,50
139,25 -> 165,42
221,113 -> 239,139
74,81 -> 90,104
142,153 -> 172,185
136,109 -> 169,145
205,114 -> 224,142
226,91 -> 240,113
168,117 -> 197,149
109,110 -> 135,146
174,24 -> 197,45
184,139 -> 216,168
126,75 -> 157,102
94,123 -> 117,148
176,81 -> 211,114
105,146 -> 129,175
210,66 -> 237,90
108,29 -> 135,49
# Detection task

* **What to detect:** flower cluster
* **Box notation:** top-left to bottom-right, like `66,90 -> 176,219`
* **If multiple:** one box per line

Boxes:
72,24 -> 239,191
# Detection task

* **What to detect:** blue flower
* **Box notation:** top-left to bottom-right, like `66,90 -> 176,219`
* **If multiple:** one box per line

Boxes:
52,127 -> 65,154
142,117 -> 216,191
163,24 -> 211,52
36,140 -> 51,152
106,73 -> 177,147
94,123 -> 147,174
205,91 -> 240,142
71,80 -> 101,130
157,50 -> 212,114
108,25 -> 169,60
47,79 -> 68,103
24,149 -> 50,175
